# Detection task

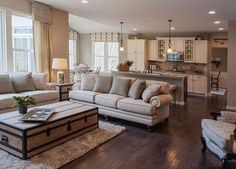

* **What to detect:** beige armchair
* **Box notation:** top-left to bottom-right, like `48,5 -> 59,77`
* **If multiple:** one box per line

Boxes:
201,111 -> 236,169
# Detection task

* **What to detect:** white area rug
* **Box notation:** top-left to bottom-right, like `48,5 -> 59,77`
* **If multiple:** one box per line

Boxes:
211,88 -> 227,96
0,121 -> 126,169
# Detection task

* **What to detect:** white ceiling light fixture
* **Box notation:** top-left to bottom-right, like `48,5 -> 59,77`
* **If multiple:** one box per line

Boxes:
81,0 -> 88,4
208,10 -> 216,14
214,21 -> 221,24
171,27 -> 175,30
218,28 -> 224,31
132,28 -> 138,31
120,22 -> 124,51
167,19 -> 173,54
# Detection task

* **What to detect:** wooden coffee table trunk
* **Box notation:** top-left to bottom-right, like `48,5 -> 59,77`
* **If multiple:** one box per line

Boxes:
0,101 -> 98,159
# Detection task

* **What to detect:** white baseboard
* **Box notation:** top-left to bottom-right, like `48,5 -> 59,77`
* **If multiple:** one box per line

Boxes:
226,105 -> 236,111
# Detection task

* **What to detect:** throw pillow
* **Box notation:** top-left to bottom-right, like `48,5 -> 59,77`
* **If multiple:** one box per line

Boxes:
0,73 -> 15,94
81,74 -> 97,91
109,77 -> 131,97
146,80 -> 170,94
128,79 -> 146,99
32,72 -> 48,90
142,84 -> 161,102
10,72 -> 35,93
93,75 -> 113,93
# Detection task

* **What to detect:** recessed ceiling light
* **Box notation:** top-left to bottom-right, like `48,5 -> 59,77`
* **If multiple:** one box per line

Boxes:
132,28 -> 137,31
218,28 -> 224,31
81,0 -> 88,4
208,11 -> 216,14
171,27 -> 175,30
214,21 -> 221,24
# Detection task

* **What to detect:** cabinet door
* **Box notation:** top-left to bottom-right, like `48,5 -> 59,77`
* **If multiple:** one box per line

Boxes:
147,40 -> 157,61
127,40 -> 137,70
156,38 -> 167,61
195,40 -> 208,64
174,38 -> 184,52
136,40 -> 146,70
192,75 -> 206,94
187,75 -> 192,92
184,38 -> 195,63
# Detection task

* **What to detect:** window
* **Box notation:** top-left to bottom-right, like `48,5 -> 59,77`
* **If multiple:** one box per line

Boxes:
0,9 -> 6,72
12,14 -> 34,72
93,42 -> 119,71
69,30 -> 78,70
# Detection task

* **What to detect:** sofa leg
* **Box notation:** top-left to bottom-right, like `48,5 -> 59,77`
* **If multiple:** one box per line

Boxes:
147,125 -> 152,132
221,158 -> 228,169
104,115 -> 109,121
201,136 -> 207,153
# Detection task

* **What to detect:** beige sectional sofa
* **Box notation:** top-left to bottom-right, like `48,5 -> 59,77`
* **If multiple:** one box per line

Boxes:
0,72 -> 58,113
69,74 -> 173,129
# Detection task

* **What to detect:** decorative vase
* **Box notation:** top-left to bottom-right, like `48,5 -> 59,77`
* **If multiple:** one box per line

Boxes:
18,104 -> 28,114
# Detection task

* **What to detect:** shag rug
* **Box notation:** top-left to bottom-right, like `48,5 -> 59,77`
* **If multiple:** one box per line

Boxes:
0,121 -> 126,169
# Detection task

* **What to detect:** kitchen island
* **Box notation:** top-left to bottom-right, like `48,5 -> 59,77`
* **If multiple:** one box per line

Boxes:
111,71 -> 188,105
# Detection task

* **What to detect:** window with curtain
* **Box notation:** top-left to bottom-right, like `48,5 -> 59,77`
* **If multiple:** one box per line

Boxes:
91,33 -> 119,71
69,30 -> 78,70
0,9 -> 7,72
12,14 -> 35,72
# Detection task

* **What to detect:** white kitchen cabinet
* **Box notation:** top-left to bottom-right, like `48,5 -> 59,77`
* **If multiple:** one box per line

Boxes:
173,37 -> 184,52
184,38 -> 195,63
156,37 -> 169,61
194,40 -> 208,64
147,40 -> 157,61
188,75 -> 207,95
127,39 -> 147,71
187,75 -> 193,92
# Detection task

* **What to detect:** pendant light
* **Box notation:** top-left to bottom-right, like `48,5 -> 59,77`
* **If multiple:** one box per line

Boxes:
167,19 -> 173,53
120,22 -> 124,51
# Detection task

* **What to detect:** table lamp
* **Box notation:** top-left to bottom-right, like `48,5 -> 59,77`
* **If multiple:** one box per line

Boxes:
52,58 -> 68,84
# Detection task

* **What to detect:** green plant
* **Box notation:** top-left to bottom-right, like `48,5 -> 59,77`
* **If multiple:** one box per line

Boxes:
12,96 -> 36,107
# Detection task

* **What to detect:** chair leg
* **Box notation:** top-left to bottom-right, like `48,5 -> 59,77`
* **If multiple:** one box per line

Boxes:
201,136 -> 207,153
221,158 -> 228,169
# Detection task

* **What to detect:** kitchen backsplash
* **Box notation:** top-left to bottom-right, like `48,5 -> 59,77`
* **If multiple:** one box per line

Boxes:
148,61 -> 208,75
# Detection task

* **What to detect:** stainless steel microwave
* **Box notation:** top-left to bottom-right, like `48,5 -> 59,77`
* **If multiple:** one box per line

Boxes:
166,52 -> 183,62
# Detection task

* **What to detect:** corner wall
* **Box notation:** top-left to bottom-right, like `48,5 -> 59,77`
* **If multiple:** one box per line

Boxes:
227,21 -> 236,110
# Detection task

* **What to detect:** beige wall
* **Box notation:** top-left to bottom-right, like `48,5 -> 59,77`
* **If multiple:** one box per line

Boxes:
50,9 -> 69,82
227,21 -> 236,110
0,0 -> 30,14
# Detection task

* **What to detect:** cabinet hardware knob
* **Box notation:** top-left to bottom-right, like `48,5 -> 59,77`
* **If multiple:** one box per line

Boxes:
67,121 -> 72,131
1,135 -> 8,143
46,128 -> 51,136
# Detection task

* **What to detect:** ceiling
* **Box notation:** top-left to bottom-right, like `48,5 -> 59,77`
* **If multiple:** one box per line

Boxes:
36,0 -> 236,33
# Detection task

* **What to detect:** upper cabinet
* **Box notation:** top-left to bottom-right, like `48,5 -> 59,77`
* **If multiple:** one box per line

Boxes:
184,38 -> 195,63
194,40 -> 208,64
147,40 -> 158,61
127,39 -> 147,71
173,37 -> 184,52
156,38 -> 168,61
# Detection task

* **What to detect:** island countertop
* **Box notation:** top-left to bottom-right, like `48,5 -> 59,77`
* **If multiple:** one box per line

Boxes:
111,71 -> 187,105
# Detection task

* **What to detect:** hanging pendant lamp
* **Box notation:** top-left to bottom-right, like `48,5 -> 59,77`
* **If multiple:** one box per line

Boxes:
120,22 -> 124,51
167,19 -> 173,53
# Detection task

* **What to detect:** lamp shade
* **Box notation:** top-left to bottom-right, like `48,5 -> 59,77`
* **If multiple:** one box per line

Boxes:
52,58 -> 68,70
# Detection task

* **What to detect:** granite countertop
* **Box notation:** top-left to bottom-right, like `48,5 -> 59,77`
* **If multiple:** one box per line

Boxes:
112,71 -> 188,79
152,70 -> 208,76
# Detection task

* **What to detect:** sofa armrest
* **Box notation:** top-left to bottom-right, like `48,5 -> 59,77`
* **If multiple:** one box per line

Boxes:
217,111 -> 236,124
150,94 -> 173,108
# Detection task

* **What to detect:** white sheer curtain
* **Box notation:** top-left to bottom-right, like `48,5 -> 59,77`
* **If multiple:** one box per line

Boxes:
32,2 -> 52,80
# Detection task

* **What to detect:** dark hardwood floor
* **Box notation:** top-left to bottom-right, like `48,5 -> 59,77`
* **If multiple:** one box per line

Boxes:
62,95 -> 236,169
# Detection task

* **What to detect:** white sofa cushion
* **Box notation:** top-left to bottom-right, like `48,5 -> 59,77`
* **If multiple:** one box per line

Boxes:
21,90 -> 58,103
69,90 -> 101,103
117,98 -> 156,115
142,84 -> 161,102
81,74 -> 97,91
146,80 -> 170,94
32,72 -> 48,90
128,79 -> 146,99
201,119 -> 235,150
109,77 -> 131,97
0,73 -> 15,94
95,94 -> 125,108
93,75 -> 113,93
10,72 -> 35,93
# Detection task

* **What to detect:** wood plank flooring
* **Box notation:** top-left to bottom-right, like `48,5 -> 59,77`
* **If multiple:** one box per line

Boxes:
62,95 -> 236,169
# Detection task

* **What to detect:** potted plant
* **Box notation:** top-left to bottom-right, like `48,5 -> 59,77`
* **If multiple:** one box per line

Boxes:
12,96 -> 36,114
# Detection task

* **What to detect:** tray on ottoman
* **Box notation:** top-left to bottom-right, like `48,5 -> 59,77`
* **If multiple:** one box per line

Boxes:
0,101 -> 98,159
